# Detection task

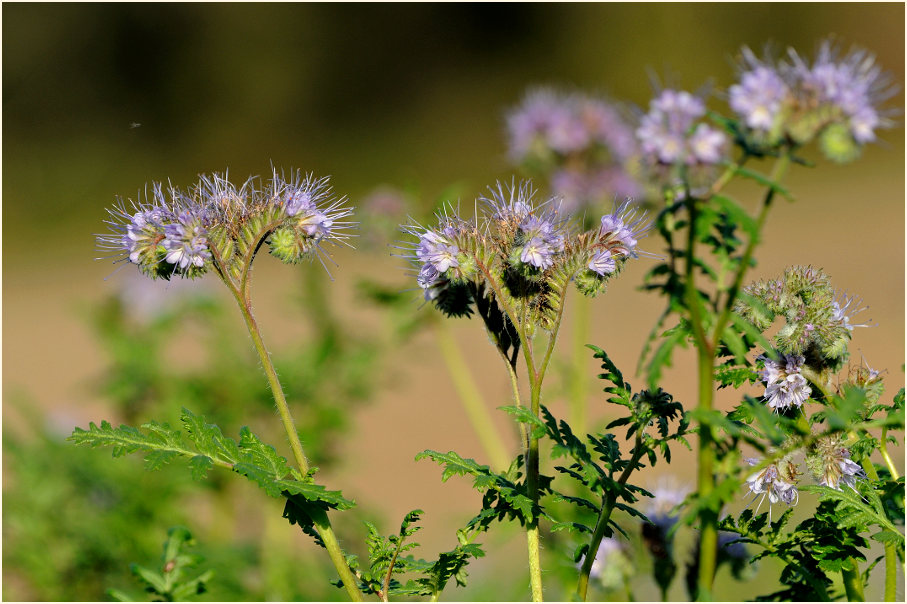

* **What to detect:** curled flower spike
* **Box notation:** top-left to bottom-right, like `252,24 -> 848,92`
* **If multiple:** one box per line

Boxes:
807,436 -> 865,491
736,266 -> 861,368
729,40 -> 896,161
757,354 -> 812,412
398,179 -> 650,324
745,456 -> 800,520
97,169 -> 355,282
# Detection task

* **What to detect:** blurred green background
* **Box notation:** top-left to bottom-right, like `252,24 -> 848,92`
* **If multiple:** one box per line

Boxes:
3,3 -> 904,601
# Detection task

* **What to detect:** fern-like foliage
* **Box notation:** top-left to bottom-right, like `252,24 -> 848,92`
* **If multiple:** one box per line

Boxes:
415,450 -> 551,529
337,510 -> 486,600
70,408 -> 354,542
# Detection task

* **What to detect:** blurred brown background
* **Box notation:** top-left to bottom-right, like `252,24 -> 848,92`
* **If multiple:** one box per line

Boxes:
3,3 -> 904,601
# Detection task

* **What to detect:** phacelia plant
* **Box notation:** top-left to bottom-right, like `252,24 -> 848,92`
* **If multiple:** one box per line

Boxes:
69,35 -> 902,604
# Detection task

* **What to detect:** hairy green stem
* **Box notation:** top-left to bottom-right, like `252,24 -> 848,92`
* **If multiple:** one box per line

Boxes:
436,321 -> 510,469
878,430 -> 901,602
569,294 -> 591,436
884,543 -> 898,601
526,370 -> 544,602
879,428 -> 900,479
231,289 -> 363,601
841,558 -> 865,601
694,348 -> 718,602
576,441 -> 645,601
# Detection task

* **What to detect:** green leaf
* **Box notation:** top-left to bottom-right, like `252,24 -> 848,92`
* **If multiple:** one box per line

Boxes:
733,165 -> 794,201
498,405 -> 546,440
71,409 -> 355,531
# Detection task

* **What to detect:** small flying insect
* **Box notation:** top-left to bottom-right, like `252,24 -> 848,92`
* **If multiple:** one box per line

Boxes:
129,122 -> 142,129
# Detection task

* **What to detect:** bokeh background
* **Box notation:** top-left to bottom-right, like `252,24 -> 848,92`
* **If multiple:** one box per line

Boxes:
3,3 -> 904,601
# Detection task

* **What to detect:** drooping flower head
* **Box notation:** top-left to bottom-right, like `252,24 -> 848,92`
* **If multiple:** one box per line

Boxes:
97,169 -> 354,281
506,89 -> 640,214
757,353 -> 812,412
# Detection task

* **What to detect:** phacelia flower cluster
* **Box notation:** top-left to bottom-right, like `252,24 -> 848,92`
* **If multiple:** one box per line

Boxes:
636,89 -> 728,167
806,436 -> 865,491
506,89 -> 640,213
399,180 -> 649,323
745,456 -> 800,514
736,266 -> 863,370
98,169 -> 354,281
757,354 -> 812,412
729,41 -> 894,162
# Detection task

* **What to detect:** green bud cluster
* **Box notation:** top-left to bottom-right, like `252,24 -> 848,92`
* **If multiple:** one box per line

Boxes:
736,266 -> 855,372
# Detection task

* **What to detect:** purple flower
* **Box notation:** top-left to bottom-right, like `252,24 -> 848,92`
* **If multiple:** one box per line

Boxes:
417,230 -> 460,273
599,201 -> 650,257
831,292 -> 870,330
811,437 -> 866,491
588,249 -> 616,276
758,354 -> 812,412
417,263 -> 448,301
788,41 -> 894,144
520,237 -> 557,270
745,457 -> 800,516
729,49 -> 791,132
689,123 -> 727,164
162,211 -> 211,270
637,89 -> 727,167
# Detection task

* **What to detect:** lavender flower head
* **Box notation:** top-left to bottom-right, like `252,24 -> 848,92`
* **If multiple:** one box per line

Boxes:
757,353 -> 812,412
808,436 -> 866,491
162,210 -> 211,270
728,41 -> 895,159
745,456 -> 800,519
399,179 -> 653,319
637,89 -> 728,167
481,180 -> 568,273
598,200 -> 651,261
790,41 -> 894,144
729,48 -> 791,134
98,169 -> 354,281
506,89 -> 640,212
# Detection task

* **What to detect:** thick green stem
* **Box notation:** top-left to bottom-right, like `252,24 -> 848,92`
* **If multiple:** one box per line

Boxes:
576,442 -> 645,601
841,558 -> 865,601
884,543 -> 898,601
694,348 -> 718,602
569,294 -> 591,436
436,321 -> 510,469
233,292 -> 363,602
237,300 -> 310,475
526,372 -> 544,602
879,428 -> 900,479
